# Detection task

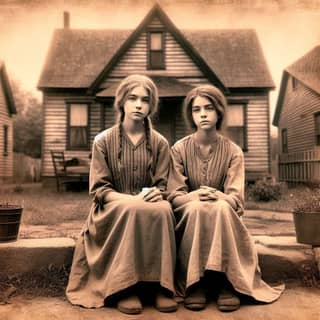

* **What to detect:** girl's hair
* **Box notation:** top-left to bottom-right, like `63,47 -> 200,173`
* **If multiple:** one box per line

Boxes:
183,84 -> 227,130
114,75 -> 158,174
114,74 -> 159,120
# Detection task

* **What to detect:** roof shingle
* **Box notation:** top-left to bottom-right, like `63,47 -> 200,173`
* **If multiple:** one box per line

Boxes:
38,28 -> 274,90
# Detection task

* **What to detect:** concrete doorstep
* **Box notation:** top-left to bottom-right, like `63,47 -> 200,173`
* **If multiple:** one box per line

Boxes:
0,236 -> 319,286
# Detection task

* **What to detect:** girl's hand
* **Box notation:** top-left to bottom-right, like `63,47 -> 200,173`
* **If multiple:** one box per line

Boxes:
141,187 -> 163,202
187,186 -> 216,201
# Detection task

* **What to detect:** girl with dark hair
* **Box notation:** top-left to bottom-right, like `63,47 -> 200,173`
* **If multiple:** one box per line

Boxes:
66,75 -> 177,314
168,85 -> 284,312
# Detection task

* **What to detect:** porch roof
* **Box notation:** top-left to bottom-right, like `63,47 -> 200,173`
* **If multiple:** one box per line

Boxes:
96,76 -> 194,98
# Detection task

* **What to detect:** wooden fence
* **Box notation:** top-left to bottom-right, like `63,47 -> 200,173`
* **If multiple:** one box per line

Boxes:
279,149 -> 320,183
13,153 -> 41,183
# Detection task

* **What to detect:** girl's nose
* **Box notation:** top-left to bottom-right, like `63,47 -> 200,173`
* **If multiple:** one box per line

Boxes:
200,108 -> 207,117
136,99 -> 142,108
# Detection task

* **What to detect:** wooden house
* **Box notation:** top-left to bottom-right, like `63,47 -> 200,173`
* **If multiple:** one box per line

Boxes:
38,4 -> 275,183
273,46 -> 320,183
0,61 -> 16,183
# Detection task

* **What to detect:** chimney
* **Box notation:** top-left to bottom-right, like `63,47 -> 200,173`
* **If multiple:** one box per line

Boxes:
63,11 -> 70,29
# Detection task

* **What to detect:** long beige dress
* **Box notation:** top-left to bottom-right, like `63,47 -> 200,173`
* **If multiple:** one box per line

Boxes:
168,133 -> 284,303
66,125 -> 176,308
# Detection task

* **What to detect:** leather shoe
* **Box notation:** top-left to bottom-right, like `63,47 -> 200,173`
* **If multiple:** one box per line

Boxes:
184,285 -> 206,311
217,288 -> 240,312
154,291 -> 178,312
117,294 -> 143,314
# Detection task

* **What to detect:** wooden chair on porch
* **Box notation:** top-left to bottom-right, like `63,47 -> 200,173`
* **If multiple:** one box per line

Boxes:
50,150 -> 89,191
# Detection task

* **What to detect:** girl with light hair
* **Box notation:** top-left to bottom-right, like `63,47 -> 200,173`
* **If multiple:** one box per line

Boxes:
67,75 -> 177,314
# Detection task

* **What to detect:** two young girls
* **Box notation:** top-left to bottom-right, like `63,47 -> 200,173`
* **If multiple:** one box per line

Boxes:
66,75 -> 283,314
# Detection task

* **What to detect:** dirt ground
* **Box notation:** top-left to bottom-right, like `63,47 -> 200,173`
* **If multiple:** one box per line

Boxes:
1,284 -> 320,320
18,209 -> 296,239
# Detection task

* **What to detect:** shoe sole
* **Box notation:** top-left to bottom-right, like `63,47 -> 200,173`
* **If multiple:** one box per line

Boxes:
117,305 -> 142,315
156,306 -> 178,313
218,304 -> 240,312
184,303 -> 206,311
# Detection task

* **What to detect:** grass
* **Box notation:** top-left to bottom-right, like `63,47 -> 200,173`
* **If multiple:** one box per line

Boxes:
0,182 -> 316,227
0,183 -> 91,225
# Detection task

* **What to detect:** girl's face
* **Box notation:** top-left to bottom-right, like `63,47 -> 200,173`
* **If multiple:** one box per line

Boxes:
123,86 -> 150,122
191,95 -> 218,131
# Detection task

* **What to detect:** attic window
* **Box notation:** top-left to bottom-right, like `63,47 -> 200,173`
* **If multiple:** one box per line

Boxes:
226,104 -> 247,151
67,103 -> 89,150
291,77 -> 298,90
148,31 -> 165,70
281,128 -> 288,153
314,113 -> 320,146
3,125 -> 8,156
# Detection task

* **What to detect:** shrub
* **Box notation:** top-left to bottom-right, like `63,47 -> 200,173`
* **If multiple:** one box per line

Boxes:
293,188 -> 320,213
247,179 -> 282,202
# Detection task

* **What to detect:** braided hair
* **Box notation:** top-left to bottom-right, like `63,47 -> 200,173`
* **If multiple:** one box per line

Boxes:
113,75 -> 159,174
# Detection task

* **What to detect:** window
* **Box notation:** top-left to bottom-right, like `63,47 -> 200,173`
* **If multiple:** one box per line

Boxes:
226,104 -> 247,150
281,128 -> 288,153
67,104 -> 89,150
3,125 -> 8,156
291,77 -> 298,91
315,113 -> 320,146
148,31 -> 165,69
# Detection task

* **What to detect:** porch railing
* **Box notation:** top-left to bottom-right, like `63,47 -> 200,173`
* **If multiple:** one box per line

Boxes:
278,149 -> 320,183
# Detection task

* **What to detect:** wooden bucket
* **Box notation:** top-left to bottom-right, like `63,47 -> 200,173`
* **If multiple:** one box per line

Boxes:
0,205 -> 23,242
293,211 -> 320,246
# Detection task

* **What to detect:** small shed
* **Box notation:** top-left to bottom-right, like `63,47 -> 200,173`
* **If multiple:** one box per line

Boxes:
0,61 -> 16,183
38,4 -> 275,183
273,46 -> 320,183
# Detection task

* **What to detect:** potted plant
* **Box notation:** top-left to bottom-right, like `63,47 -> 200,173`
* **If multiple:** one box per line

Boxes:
292,188 -> 320,246
0,202 -> 23,242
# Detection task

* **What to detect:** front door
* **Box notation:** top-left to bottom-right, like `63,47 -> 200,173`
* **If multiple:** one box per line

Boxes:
153,99 -> 179,145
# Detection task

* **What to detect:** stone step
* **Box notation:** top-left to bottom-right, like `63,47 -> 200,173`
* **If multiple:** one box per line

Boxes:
0,237 -> 318,285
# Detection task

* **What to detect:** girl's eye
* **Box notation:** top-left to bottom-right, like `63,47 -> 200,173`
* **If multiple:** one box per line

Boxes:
206,105 -> 215,110
192,107 -> 200,113
127,95 -> 136,101
142,97 -> 150,103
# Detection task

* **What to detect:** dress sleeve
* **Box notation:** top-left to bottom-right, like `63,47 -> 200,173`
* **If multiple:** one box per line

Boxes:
167,145 -> 189,202
152,138 -> 170,192
224,147 -> 245,216
89,136 -> 115,206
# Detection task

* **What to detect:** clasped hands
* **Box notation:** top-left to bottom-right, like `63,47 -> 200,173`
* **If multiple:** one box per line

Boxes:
188,185 -> 227,202
135,186 -> 163,202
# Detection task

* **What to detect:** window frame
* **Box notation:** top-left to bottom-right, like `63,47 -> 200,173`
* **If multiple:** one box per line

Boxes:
314,112 -> 320,146
291,76 -> 298,91
3,125 -> 8,156
281,128 -> 288,153
66,102 -> 90,151
226,101 -> 248,152
147,29 -> 166,70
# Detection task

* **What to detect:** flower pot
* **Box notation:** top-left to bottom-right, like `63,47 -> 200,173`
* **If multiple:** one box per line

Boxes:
293,211 -> 320,246
0,204 -> 23,242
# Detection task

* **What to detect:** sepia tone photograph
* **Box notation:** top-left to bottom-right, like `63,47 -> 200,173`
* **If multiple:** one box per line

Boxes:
1,0 -> 320,318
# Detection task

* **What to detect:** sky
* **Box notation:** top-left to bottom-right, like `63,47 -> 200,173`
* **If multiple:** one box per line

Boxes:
1,0 -> 320,133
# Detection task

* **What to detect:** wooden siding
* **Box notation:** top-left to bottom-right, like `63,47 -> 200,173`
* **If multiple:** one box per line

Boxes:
0,79 -> 13,180
278,76 -> 320,153
100,18 -> 208,88
42,93 -> 99,177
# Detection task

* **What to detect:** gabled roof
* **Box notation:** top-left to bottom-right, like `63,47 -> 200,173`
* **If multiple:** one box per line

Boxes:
0,61 -> 16,115
183,29 -> 274,89
38,4 -> 274,93
37,29 -> 131,89
273,45 -> 320,126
